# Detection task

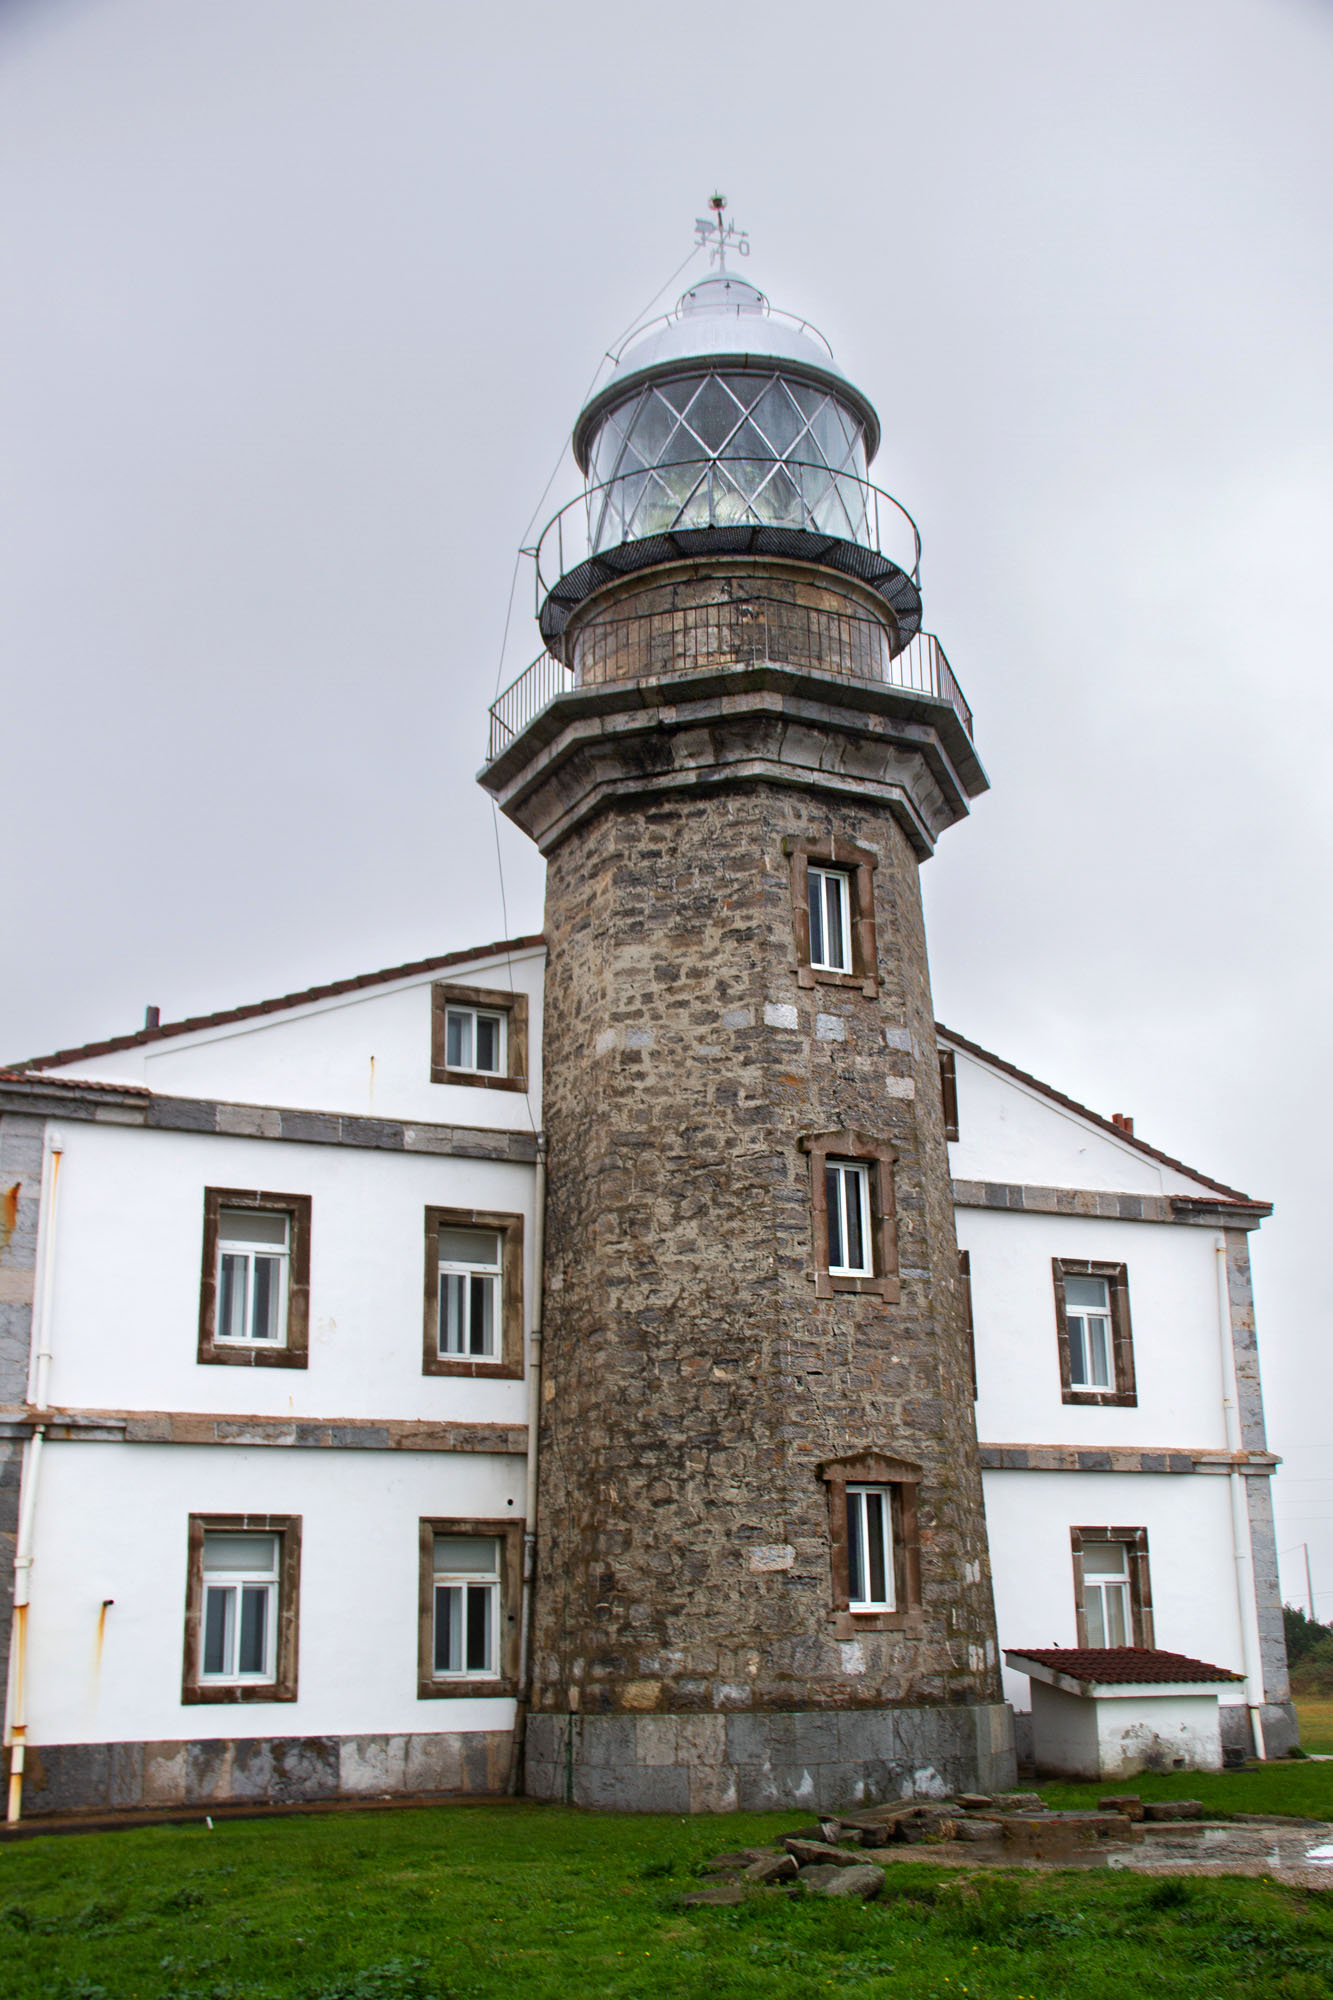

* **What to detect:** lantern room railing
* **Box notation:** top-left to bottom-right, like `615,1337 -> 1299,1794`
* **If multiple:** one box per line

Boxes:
529,460 -> 923,614
486,605 -> 973,764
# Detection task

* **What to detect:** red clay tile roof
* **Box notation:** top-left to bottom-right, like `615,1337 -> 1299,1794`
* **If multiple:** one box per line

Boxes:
1006,1646 -> 1243,1685
936,1022 -> 1267,1209
0,1069 -> 149,1096
10,934 -> 546,1074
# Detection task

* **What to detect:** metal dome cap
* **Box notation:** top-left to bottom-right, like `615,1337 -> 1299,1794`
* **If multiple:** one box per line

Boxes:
572,267 -> 882,472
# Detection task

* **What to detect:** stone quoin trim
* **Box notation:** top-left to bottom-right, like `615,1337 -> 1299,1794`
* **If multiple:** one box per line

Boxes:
1070,1525 -> 1154,1649
430,983 -> 530,1094
800,1130 -> 899,1299
1052,1257 -> 1137,1407
181,1513 -> 301,1705
783,835 -> 879,996
819,1451 -> 923,1633
421,1206 -> 525,1379
197,1188 -> 312,1371
417,1516 -> 524,1700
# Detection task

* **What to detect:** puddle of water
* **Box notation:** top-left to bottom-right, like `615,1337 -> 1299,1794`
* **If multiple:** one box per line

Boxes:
1303,1843 -> 1333,1863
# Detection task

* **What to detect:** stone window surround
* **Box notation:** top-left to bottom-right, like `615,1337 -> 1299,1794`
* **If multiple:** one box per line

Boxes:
1070,1524 -> 1155,1649
417,1515 -> 524,1700
938,1047 -> 959,1141
197,1188 -> 311,1371
800,1130 -> 899,1301
431,982 -> 529,1093
1052,1257 -> 1137,1407
820,1451 -> 923,1634
422,1206 -> 524,1380
958,1247 -> 976,1400
181,1512 -> 301,1705
783,836 -> 879,997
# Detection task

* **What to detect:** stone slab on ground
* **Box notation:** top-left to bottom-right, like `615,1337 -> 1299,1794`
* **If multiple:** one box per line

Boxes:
798,1864 -> 885,1900
1142,1800 -> 1203,1821
785,1837 -> 868,1867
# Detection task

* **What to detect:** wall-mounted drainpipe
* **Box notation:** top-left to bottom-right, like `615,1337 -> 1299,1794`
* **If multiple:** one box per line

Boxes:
507,1134 -> 546,1795
1215,1235 -> 1267,1760
6,1133 -> 62,1824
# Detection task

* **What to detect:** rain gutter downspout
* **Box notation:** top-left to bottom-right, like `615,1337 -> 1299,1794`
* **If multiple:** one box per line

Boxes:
507,1133 -> 546,1794
6,1132 -> 62,1824
1216,1234 -> 1267,1760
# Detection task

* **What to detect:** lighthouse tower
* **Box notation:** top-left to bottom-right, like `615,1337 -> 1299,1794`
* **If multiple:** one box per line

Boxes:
483,209 -> 1015,1808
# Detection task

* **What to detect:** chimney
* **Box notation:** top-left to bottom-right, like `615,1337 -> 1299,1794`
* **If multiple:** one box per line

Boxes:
1111,1112 -> 1134,1135
144,1006 -> 161,1030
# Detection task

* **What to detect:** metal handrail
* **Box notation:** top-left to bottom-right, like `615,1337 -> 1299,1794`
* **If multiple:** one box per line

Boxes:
486,605 -> 972,764
604,302 -> 837,367
528,459 -> 923,613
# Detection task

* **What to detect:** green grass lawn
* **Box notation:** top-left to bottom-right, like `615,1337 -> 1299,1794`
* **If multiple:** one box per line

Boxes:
5,1778 -> 1333,2000
1296,1700 -> 1333,1754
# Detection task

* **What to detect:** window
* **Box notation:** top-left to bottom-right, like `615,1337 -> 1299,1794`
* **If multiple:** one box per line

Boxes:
784,836 -> 879,995
820,1452 -> 922,1633
446,1006 -> 505,1076
202,1532 -> 278,1683
826,1160 -> 872,1276
432,1535 -> 501,1678
938,1047 -> 959,1142
431,982 -> 529,1092
800,1130 -> 899,1299
417,1516 -> 523,1698
422,1207 -> 524,1378
182,1513 -> 300,1704
1066,1275 -> 1112,1389
809,866 -> 852,973
1071,1527 -> 1154,1649
217,1210 -> 289,1345
846,1486 -> 894,1611
438,1227 -> 501,1359
1052,1258 -> 1137,1407
198,1189 -> 311,1370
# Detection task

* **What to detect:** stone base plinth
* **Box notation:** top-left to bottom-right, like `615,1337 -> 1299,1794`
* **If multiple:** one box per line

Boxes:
8,1730 -> 513,1816
524,1705 -> 1016,1813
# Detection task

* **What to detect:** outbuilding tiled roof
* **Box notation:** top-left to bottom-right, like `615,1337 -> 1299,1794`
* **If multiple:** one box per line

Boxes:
1006,1646 -> 1243,1685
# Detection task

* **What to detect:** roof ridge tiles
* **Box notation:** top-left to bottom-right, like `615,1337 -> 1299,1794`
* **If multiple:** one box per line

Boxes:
935,1020 -> 1265,1209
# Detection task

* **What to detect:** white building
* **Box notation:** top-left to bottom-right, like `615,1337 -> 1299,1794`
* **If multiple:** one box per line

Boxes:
0,937 -> 1291,1816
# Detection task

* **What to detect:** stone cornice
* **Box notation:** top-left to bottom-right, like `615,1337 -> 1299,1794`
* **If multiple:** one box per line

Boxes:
953,1179 -> 1269,1231
979,1442 -> 1279,1475
0,1407 -> 528,1453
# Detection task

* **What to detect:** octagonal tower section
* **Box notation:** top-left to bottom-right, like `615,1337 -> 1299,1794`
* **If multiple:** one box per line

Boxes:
481,261 -> 1015,1810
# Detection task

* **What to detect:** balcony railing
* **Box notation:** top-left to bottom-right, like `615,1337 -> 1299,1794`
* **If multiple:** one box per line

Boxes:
486,598 -> 973,763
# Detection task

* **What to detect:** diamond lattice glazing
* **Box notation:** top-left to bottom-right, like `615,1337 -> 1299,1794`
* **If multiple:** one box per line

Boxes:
586,370 -> 872,553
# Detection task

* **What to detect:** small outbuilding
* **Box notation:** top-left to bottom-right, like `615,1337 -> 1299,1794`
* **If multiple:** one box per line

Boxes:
1005,1647 -> 1245,1780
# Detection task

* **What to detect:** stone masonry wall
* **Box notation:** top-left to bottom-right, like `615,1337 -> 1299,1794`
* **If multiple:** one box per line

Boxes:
533,775 -> 1001,1721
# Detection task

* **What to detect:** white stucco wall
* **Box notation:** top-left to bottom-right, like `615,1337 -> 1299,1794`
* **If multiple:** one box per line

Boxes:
42,947 -> 545,1134
40,1119 -> 535,1427
1029,1681 -> 1223,1778
963,1207 -> 1230,1450
983,1470 -> 1247,1711
946,1045 -> 1223,1198
24,1442 -> 522,1746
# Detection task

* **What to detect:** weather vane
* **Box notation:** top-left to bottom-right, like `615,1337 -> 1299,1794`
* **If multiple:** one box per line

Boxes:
694,193 -> 749,270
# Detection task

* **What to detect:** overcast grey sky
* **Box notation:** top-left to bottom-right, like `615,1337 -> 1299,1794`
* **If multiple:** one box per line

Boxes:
3,0 -> 1331,1611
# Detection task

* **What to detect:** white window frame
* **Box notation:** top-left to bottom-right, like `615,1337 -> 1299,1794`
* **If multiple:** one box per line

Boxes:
200,1532 -> 279,1685
825,1159 -> 873,1277
216,1210 -> 291,1348
437,1230 -> 502,1359
1081,1541 -> 1132,1648
808,864 -> 853,974
1066,1274 -> 1113,1390
432,1536 -> 502,1681
846,1485 -> 895,1612
444,1005 -> 507,1077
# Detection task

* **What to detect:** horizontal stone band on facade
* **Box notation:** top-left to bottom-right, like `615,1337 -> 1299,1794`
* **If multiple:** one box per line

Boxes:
0,1408 -> 528,1453
952,1180 -> 1269,1230
0,1075 -> 538,1163
979,1444 -> 1279,1475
